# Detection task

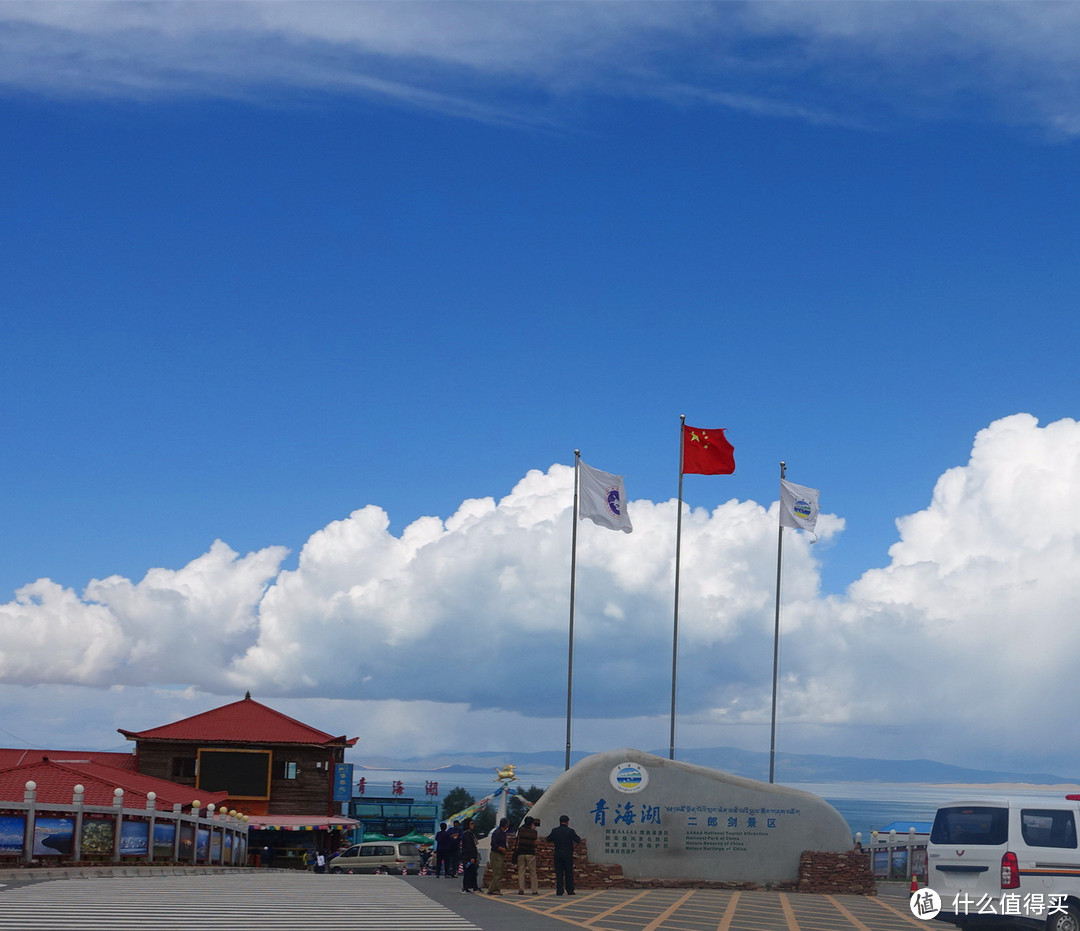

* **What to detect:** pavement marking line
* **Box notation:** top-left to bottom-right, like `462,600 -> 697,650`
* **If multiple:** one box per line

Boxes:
779,893 -> 802,931
714,890 -> 741,931
636,889 -> 696,931
501,900 -> 593,929
546,889 -> 609,911
473,886 -> 932,931
824,896 -> 875,931
579,890 -> 653,926
867,895 -> 928,927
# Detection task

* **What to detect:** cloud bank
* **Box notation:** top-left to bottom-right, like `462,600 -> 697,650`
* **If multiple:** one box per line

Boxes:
3,413 -> 1079,773
3,2 -> 1080,134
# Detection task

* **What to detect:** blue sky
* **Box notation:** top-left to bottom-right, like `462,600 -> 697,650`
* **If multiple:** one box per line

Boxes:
2,2 -> 1080,777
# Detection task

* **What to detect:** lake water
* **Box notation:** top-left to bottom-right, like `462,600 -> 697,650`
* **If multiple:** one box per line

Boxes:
353,766 -> 1080,843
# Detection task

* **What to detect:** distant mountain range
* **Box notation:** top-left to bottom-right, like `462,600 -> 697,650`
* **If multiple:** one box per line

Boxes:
352,746 -> 1078,786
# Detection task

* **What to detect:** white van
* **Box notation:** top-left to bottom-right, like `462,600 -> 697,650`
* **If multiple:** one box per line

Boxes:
329,840 -> 422,874
927,796 -> 1080,930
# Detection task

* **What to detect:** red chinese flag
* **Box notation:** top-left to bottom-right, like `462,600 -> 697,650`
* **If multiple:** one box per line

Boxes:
682,425 -> 735,474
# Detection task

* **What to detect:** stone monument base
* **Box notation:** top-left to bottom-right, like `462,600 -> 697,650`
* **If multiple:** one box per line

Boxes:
483,839 -> 876,894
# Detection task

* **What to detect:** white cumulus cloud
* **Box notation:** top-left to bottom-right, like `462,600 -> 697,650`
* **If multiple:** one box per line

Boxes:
767,414 -> 1080,771
0,540 -> 285,688
3,413 -> 1080,775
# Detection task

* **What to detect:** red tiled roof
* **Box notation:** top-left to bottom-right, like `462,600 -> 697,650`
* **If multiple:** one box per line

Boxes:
0,758 -> 227,809
0,749 -> 136,771
117,695 -> 357,747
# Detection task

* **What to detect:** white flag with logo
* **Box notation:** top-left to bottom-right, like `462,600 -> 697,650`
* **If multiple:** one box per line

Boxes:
578,460 -> 633,533
780,479 -> 819,533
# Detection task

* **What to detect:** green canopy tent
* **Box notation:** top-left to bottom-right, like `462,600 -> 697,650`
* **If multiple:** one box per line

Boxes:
394,832 -> 435,845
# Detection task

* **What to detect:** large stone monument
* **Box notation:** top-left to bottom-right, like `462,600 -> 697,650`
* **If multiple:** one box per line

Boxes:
529,748 -> 852,883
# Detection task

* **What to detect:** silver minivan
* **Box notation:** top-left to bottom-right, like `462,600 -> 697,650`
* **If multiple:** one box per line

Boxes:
329,841 -> 421,874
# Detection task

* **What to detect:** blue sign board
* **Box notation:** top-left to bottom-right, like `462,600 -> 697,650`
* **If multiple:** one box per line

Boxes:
333,763 -> 354,802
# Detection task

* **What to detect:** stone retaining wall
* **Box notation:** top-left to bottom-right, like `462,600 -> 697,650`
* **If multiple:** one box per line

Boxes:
482,838 -> 875,895
797,851 -> 876,895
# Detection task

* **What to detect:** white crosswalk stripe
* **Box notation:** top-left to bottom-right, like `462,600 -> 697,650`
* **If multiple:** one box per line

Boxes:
0,873 -> 481,930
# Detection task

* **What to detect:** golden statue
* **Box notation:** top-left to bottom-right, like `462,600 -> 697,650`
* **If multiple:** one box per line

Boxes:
494,763 -> 518,784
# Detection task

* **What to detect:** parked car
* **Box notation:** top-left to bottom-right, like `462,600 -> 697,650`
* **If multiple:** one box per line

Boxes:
329,841 -> 422,874
928,795 -> 1080,930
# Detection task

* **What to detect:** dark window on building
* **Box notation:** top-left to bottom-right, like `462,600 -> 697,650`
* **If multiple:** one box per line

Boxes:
277,760 -> 298,780
171,758 -> 196,779
198,749 -> 271,799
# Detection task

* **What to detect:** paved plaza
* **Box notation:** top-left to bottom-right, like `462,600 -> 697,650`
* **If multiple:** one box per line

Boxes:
0,870 -> 1035,931
413,876 -> 939,931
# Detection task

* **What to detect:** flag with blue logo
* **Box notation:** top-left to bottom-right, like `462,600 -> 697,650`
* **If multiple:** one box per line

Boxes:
579,460 -> 633,533
780,479 -> 819,533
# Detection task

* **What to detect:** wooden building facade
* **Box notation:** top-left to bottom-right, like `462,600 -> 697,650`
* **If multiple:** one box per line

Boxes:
119,693 -> 358,819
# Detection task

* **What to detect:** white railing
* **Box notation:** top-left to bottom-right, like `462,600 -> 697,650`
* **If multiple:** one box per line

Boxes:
0,781 -> 250,866
858,828 -> 928,882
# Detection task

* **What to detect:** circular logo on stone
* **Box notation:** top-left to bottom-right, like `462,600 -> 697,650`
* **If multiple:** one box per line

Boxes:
909,888 -> 941,921
610,762 -> 648,793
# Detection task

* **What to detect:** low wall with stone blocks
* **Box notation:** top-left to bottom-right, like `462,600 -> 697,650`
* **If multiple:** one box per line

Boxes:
797,850 -> 876,895
483,839 -> 876,895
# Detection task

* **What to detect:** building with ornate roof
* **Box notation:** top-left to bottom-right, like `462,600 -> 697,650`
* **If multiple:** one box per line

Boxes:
0,694 -> 360,866
118,692 -> 358,820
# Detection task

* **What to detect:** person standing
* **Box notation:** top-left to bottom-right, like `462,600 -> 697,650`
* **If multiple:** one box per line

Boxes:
447,820 -> 463,877
460,818 -> 481,893
434,822 -> 451,877
546,814 -> 582,896
515,816 -> 539,895
485,818 -> 510,895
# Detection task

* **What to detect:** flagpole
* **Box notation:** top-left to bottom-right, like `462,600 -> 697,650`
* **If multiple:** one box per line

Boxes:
768,460 -> 786,784
565,450 -> 581,772
670,415 -> 686,761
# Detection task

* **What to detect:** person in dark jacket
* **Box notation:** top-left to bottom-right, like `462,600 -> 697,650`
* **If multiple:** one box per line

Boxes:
515,816 -> 539,895
447,820 -> 462,877
459,818 -> 481,893
546,814 -> 582,896
434,822 -> 452,877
